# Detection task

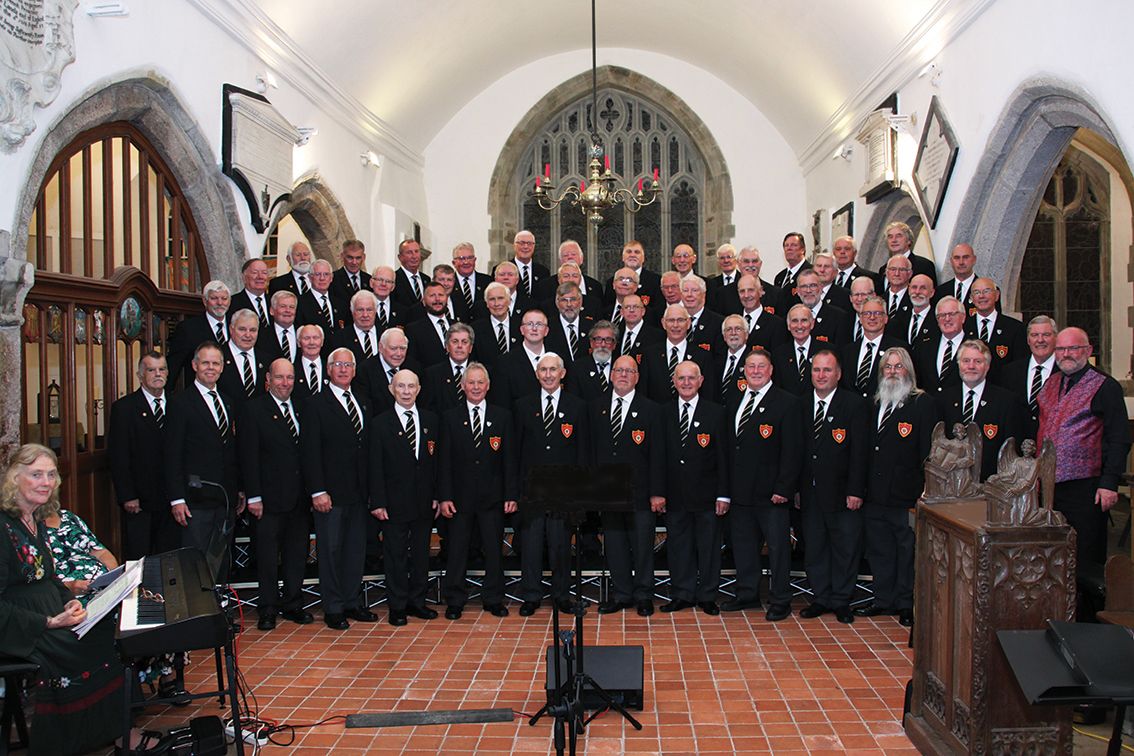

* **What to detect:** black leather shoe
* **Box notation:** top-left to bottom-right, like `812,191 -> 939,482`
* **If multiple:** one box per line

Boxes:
344,608 -> 378,622
898,609 -> 914,627
388,610 -> 407,626
519,601 -> 540,616
323,613 -> 349,630
406,605 -> 438,620
445,606 -> 463,620
765,604 -> 792,622
280,609 -> 314,625
636,600 -> 655,617
799,603 -> 829,619
660,599 -> 694,613
698,601 -> 720,616
257,614 -> 277,631
597,599 -> 633,614
720,598 -> 762,612
834,606 -> 855,624
854,603 -> 895,617
484,604 -> 509,617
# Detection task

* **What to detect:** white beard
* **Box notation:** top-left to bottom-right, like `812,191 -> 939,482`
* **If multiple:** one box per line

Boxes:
876,375 -> 914,407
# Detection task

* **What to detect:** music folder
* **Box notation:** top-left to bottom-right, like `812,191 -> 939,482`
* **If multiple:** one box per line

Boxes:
521,464 -> 636,515
997,620 -> 1134,705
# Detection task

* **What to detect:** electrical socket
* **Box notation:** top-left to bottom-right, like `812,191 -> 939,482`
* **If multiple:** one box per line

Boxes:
224,724 -> 269,746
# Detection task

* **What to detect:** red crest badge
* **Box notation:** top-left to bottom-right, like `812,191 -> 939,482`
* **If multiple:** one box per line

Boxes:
736,379 -> 748,392
983,424 -> 998,440
427,440 -> 436,456
635,354 -> 643,365
968,306 -> 977,317
832,428 -> 846,444
631,429 -> 645,445
815,335 -> 829,342
561,423 -> 573,438
897,422 -> 913,438
996,345 -> 1008,359
766,306 -> 776,314
696,433 -> 710,448
640,295 -> 651,306
488,436 -> 502,451
759,424 -> 773,439
698,342 -> 711,351
790,287 -> 798,297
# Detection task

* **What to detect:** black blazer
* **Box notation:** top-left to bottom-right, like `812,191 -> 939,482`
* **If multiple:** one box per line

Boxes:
437,403 -> 519,510
488,346 -> 544,409
391,268 -> 431,308
167,314 -> 224,386
886,306 -> 939,347
471,316 -> 522,369
995,357 -> 1051,436
237,394 -> 304,513
834,265 -> 882,292
454,272 -> 494,311
603,268 -> 662,310
878,252 -> 937,286
369,407 -> 438,521
936,383 -> 1028,481
726,385 -> 802,505
714,278 -> 786,317
422,361 -> 467,413
164,385 -> 239,507
295,289 -> 350,337
865,392 -> 938,508
744,310 -> 789,352
773,261 -> 812,292
292,356 -> 327,401
588,393 -> 665,510
514,390 -> 590,477
715,347 -> 751,408
108,389 -> 167,512
269,271 -> 307,297
331,325 -> 382,366
614,322 -> 664,362
229,290 -> 271,329
809,303 -> 851,348
492,258 -> 551,296
300,388 -> 370,506
544,315 -> 594,365
404,315 -> 450,368
965,312 -> 1027,380
330,268 -> 371,304
662,398 -> 730,511
839,335 -> 904,401
687,310 -> 725,357
798,389 -> 870,508
564,355 -> 612,402
258,323 -> 299,365
639,341 -> 717,403
216,346 -> 269,414
772,340 -> 819,397
354,355 -> 424,417
911,335 -> 963,394
880,289 -> 913,320
535,273 -> 604,302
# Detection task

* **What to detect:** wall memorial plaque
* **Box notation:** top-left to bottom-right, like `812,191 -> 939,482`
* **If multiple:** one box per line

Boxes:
913,95 -> 959,229
0,0 -> 78,152
221,84 -> 300,232
855,108 -> 899,204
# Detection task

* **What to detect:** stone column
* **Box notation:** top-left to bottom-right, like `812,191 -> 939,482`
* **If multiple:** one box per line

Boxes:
0,231 -> 34,464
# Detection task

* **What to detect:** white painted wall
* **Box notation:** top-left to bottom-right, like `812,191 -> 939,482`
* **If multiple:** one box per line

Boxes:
0,2 -> 429,276
423,47 -> 806,275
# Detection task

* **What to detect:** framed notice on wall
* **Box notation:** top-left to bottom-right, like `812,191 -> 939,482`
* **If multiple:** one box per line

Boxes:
913,96 -> 959,229
831,202 -> 854,241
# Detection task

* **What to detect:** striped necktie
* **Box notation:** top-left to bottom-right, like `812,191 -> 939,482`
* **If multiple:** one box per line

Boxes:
679,401 -> 691,447
856,343 -> 874,391
611,397 -> 624,439
280,401 -> 298,441
736,390 -> 756,434
471,406 -> 482,448
813,399 -> 825,439
343,391 -> 362,436
152,397 -> 164,429
208,390 -> 229,437
543,395 -> 555,437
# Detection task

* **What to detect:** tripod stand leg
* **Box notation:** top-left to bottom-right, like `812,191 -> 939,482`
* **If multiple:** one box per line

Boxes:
577,675 -> 642,730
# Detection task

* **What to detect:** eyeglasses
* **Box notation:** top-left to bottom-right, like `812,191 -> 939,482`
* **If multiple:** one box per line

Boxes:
611,367 -> 638,375
970,288 -> 996,296
373,277 -> 395,285
1053,345 -> 1090,353
590,336 -> 616,344
615,276 -> 636,284
329,361 -> 356,368
515,240 -> 535,246
861,311 -> 887,318
453,255 -> 475,262
663,317 -> 690,325
522,321 -> 547,328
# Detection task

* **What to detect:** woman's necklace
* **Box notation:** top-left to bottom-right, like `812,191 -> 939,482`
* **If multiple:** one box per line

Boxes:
19,512 -> 36,536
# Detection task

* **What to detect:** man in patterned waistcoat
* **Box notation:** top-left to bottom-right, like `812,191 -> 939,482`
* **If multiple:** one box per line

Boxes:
1036,327 -> 1130,568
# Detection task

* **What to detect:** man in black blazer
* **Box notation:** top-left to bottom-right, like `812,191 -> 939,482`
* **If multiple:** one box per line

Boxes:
880,254 -> 914,321
296,259 -> 348,341
165,342 -> 239,582
332,290 -> 382,366
964,277 -> 1026,382
216,309 -> 269,415
473,262 -> 537,321
911,296 -> 966,394
300,347 -> 375,630
437,363 -> 517,619
514,354 -> 589,615
660,361 -> 730,615
680,275 -> 724,357
260,290 -> 299,364
934,243 -> 980,312
722,348 -> 802,621
238,359 -> 314,630
293,324 -> 327,400
798,351 -> 870,624
488,308 -> 549,409
167,280 -> 231,385
330,239 -> 371,303
392,238 -> 431,308
640,304 -> 716,403
405,282 -> 454,368
705,243 -> 740,312
540,263 -> 604,319
716,315 -> 752,408
810,252 -> 853,313
840,296 -> 903,401
494,229 -> 549,300
428,263 -> 471,324
716,246 -> 786,317
796,269 -> 851,347
857,346 -> 938,627
452,242 -> 493,315
831,235 -> 882,292
109,351 -> 177,560
268,241 -> 313,297
937,340 -> 1028,481
565,321 -> 616,402
603,240 -> 661,311
876,221 -> 937,286
772,304 -> 819,397
886,274 -> 938,347
229,258 -> 272,335
368,265 -> 409,337
422,322 -> 474,413
543,282 -> 593,366
370,368 -> 440,626
591,355 -> 666,616
773,232 -> 811,294
535,240 -> 603,303
995,315 -> 1057,437
471,282 -> 521,369
735,275 -> 788,352
353,327 -> 419,416
614,294 -> 663,363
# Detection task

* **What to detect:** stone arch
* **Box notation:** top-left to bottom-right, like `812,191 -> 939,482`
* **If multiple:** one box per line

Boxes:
486,65 -> 734,263
264,172 -> 357,265
859,191 -> 924,271
948,78 -> 1127,305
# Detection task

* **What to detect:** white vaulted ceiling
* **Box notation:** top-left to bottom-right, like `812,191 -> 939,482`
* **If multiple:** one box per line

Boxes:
226,0 -> 994,165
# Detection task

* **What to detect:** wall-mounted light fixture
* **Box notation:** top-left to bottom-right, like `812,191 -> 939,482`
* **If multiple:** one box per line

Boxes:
295,127 -> 318,147
85,1 -> 129,16
360,150 -> 382,168
254,71 -> 278,94
918,61 -> 942,87
831,143 -> 854,161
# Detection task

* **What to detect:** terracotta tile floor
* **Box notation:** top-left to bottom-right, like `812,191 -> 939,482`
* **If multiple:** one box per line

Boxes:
134,599 -> 920,754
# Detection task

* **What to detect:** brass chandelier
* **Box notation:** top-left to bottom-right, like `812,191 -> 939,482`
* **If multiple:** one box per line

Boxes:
531,0 -> 662,225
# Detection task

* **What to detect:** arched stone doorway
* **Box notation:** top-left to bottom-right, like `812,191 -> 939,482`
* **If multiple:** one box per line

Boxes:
859,191 -> 925,271
263,172 -> 357,271
487,65 -> 734,267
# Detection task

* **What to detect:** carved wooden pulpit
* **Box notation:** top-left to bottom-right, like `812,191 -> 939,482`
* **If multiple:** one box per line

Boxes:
904,423 -> 1075,754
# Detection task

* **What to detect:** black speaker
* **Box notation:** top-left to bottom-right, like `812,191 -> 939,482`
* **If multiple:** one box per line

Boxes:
545,645 -> 644,710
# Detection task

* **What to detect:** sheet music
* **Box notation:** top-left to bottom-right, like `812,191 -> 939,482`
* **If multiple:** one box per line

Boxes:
73,559 -> 143,638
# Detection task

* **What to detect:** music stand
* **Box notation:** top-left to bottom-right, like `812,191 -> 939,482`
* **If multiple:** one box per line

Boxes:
998,620 -> 1134,755
522,464 -> 643,756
